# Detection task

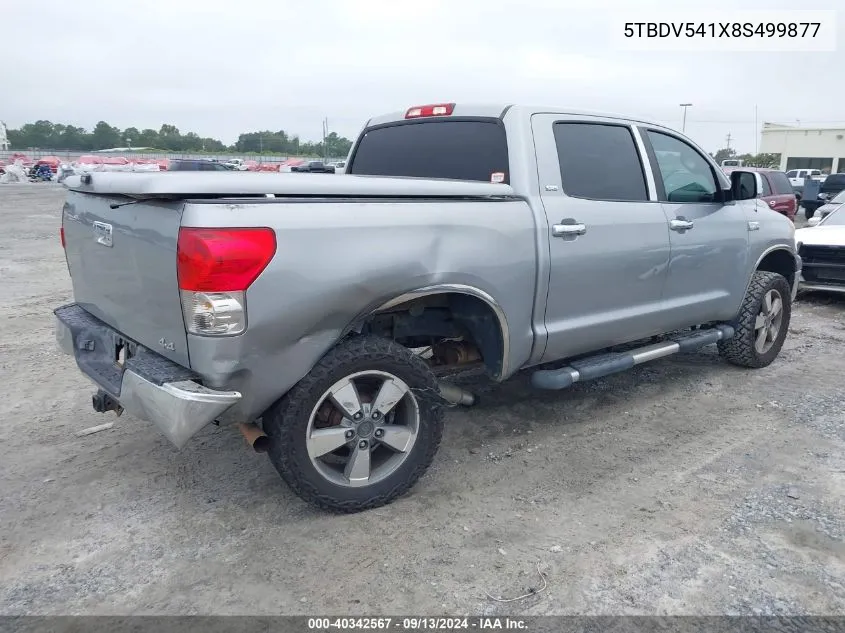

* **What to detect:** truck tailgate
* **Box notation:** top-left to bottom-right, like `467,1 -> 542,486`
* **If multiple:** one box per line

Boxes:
62,191 -> 190,367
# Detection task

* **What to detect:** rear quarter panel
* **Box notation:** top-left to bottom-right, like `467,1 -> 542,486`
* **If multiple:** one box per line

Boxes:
180,198 -> 537,422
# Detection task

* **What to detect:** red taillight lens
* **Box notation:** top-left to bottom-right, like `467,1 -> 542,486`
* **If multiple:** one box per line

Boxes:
177,227 -> 276,292
59,227 -> 65,249
405,103 -> 455,119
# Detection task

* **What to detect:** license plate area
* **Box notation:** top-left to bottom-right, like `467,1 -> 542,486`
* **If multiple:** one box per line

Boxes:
113,336 -> 137,370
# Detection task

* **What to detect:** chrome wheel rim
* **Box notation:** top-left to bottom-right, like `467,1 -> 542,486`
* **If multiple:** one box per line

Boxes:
305,370 -> 420,488
754,289 -> 784,354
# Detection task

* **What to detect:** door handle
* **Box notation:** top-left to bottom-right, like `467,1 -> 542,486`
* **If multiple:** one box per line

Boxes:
552,222 -> 587,237
669,218 -> 694,232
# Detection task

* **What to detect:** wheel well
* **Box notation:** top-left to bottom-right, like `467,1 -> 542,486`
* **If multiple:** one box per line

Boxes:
757,249 -> 796,288
360,293 -> 505,378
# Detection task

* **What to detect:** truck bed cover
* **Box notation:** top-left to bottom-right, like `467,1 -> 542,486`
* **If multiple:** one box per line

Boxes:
63,172 -> 517,199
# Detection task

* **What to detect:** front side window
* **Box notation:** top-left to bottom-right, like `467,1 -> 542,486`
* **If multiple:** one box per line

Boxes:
760,174 -> 772,196
553,122 -> 648,201
647,131 -> 718,203
786,170 -> 798,178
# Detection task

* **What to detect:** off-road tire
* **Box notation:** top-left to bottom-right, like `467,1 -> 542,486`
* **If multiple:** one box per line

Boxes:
263,335 -> 444,513
718,271 -> 791,369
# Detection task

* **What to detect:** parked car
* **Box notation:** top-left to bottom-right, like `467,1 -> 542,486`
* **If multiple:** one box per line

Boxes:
795,205 -> 845,294
786,169 -> 825,204
803,173 -> 845,219
223,158 -> 249,171
167,159 -> 234,171
290,160 -> 335,173
810,189 -> 845,223
55,103 -> 799,513
723,167 -> 798,220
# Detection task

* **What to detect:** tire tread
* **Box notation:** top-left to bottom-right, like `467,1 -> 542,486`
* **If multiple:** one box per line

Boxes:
717,270 -> 790,368
263,336 -> 444,513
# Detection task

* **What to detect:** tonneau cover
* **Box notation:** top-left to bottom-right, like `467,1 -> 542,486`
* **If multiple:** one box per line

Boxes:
63,172 -> 516,198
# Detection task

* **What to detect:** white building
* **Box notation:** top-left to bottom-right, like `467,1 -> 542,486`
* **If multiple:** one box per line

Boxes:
759,123 -> 845,174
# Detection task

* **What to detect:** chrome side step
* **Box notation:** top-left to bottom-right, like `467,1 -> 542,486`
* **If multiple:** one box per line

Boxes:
531,325 -> 735,390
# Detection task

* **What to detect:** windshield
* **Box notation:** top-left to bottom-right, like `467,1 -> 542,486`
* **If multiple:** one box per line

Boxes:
821,206 -> 845,226
830,190 -> 845,204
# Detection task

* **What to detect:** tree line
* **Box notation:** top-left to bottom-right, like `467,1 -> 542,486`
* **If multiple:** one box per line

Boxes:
710,148 -> 781,168
6,120 -> 354,157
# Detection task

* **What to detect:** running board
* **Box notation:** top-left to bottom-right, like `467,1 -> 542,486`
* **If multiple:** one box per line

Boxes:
531,325 -> 735,390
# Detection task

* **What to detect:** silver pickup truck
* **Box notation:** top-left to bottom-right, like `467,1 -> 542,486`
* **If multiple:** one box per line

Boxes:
55,103 -> 800,512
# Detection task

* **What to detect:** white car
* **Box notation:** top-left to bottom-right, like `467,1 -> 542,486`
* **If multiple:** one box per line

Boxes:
811,189 -> 845,223
795,205 -> 845,294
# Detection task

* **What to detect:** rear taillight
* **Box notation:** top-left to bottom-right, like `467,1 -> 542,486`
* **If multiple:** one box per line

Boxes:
177,227 -> 276,336
405,103 -> 455,119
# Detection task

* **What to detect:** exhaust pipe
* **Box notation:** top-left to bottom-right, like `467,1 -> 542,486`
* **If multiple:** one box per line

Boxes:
238,422 -> 270,453
438,382 -> 476,407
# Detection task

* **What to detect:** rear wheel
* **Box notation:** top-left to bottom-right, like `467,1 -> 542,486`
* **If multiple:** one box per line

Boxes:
718,271 -> 791,368
263,335 -> 444,513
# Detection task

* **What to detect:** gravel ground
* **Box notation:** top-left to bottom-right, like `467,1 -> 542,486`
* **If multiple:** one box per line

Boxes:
0,184 -> 843,616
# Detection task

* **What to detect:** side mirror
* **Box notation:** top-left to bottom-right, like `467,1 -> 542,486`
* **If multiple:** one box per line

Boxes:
731,171 -> 757,201
808,216 -> 822,227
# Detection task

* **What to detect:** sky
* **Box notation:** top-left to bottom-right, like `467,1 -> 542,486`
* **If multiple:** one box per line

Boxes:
2,0 -> 842,154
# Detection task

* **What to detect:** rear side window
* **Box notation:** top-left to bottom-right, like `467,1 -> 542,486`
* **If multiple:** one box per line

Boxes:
349,120 -> 509,183
553,123 -> 648,201
768,171 -> 794,195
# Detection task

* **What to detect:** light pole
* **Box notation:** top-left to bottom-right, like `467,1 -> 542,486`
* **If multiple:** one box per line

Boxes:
680,103 -> 692,133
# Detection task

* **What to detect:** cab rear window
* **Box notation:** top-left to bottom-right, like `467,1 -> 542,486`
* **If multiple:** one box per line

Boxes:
348,119 -> 509,184
768,171 -> 794,195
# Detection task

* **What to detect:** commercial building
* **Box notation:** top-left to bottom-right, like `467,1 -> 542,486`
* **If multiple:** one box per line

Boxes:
759,123 -> 845,174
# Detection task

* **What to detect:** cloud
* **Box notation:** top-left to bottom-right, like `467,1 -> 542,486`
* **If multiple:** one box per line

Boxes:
2,0 -> 843,152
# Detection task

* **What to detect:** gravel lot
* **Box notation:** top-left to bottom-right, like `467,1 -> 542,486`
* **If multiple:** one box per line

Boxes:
1,184 -> 843,616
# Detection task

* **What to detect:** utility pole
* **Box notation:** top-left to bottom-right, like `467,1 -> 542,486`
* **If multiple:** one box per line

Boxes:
680,103 -> 692,132
322,118 -> 329,162
754,105 -> 758,157
725,132 -> 732,150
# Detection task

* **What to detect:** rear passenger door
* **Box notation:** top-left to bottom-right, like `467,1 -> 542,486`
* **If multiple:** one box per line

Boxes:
533,115 -> 673,362
639,128 -> 750,327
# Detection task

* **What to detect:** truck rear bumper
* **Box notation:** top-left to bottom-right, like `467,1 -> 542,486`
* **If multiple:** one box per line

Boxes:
55,304 -> 241,448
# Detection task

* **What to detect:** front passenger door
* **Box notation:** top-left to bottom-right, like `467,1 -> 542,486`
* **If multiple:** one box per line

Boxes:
640,129 -> 749,327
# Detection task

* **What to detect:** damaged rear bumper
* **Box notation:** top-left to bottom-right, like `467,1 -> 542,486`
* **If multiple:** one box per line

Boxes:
55,304 -> 241,448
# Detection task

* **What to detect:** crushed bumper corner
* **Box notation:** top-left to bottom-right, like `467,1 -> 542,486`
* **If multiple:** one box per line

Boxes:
55,307 -> 241,449
119,372 -> 241,449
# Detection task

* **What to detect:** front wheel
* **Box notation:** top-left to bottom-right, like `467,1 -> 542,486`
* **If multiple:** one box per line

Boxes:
718,271 -> 791,368
263,335 -> 444,513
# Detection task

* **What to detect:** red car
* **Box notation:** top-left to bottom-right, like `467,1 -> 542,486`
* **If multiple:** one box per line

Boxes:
724,167 -> 798,221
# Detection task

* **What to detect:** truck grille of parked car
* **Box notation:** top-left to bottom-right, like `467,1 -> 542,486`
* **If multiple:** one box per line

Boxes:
799,244 -> 845,284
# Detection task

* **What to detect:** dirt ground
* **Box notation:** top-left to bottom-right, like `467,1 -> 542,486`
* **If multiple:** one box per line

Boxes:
0,184 -> 843,616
